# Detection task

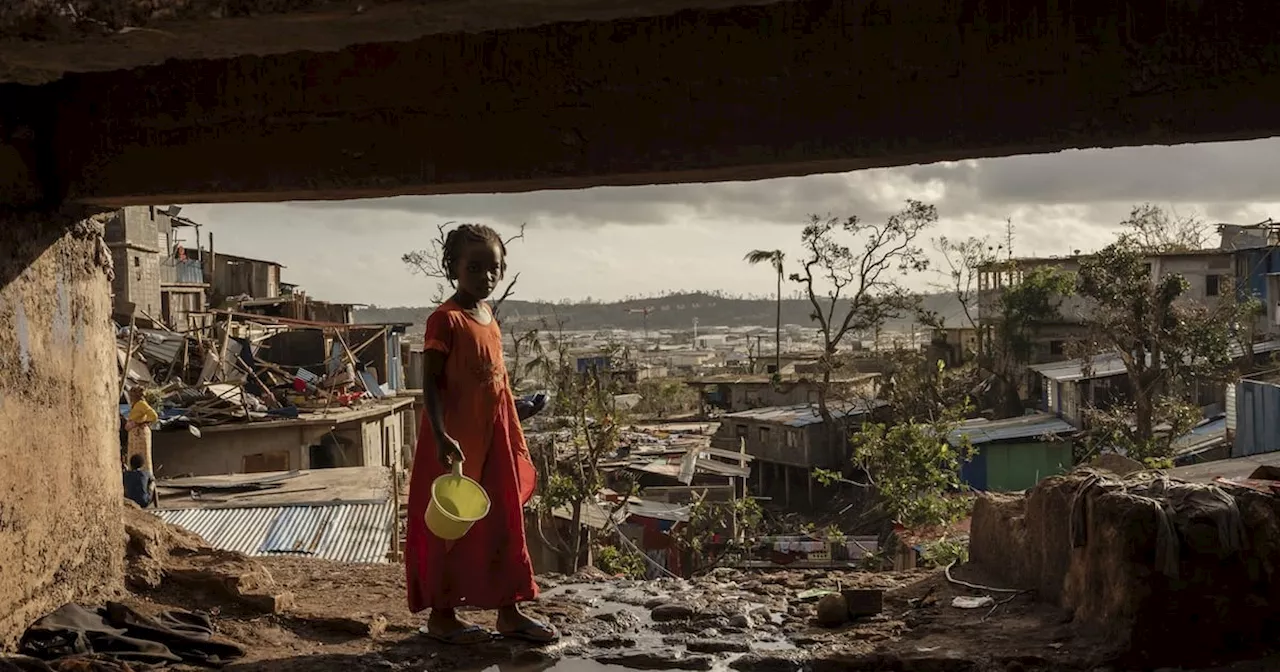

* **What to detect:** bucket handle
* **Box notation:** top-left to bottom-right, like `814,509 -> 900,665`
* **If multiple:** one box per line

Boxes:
451,460 -> 463,478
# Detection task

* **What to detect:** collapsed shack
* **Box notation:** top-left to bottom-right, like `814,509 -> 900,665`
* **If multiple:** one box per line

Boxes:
115,312 -> 413,466
970,465 -> 1280,667
525,423 -> 755,578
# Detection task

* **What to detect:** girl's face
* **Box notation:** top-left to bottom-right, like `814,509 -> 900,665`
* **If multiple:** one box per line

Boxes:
454,240 -> 504,301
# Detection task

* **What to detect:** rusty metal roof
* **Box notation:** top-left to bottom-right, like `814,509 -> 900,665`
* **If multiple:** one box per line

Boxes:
152,501 -> 394,564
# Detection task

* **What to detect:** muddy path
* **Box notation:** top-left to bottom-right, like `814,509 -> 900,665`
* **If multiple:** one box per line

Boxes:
118,556 -> 1145,672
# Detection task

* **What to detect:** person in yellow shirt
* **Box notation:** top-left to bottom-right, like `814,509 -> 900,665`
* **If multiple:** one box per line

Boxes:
125,386 -> 159,473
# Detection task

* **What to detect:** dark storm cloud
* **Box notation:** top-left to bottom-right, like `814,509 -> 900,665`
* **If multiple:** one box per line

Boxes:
287,137 -> 1280,228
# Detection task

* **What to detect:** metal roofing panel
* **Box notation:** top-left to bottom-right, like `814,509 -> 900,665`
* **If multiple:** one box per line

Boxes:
1030,353 -> 1127,383
1032,340 -> 1280,383
154,507 -> 277,557
626,499 -> 690,523
1172,417 -> 1228,455
261,506 -> 333,555
723,400 -> 887,427
152,502 -> 393,564
137,329 -> 186,365
949,415 -> 1077,446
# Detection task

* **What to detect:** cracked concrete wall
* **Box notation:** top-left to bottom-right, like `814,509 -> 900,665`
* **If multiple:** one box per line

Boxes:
0,209 -> 123,648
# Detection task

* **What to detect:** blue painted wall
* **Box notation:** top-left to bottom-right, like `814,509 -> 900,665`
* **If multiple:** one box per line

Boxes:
1235,379 -> 1280,457
576,356 -> 612,374
961,451 -> 988,491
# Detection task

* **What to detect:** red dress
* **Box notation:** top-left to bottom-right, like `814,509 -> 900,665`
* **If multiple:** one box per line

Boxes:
405,300 -> 539,612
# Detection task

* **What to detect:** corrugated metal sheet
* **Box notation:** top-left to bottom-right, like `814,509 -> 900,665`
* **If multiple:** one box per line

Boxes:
1234,379 -> 1280,458
723,400 -> 888,427
1033,340 -> 1280,383
136,329 -> 186,365
261,506 -> 334,555
152,502 -> 394,564
949,414 -> 1076,446
1172,417 -> 1227,457
1031,353 -> 1127,383
1226,383 -> 1238,432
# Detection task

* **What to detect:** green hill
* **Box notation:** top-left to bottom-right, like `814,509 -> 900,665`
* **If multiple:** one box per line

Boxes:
355,291 -> 964,333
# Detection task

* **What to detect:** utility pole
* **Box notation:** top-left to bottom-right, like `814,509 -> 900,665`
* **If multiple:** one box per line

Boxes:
627,307 -> 654,350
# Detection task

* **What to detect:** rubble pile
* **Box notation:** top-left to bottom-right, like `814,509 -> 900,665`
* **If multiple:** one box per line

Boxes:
116,313 -> 397,431
971,466 -> 1280,667
122,501 -> 293,614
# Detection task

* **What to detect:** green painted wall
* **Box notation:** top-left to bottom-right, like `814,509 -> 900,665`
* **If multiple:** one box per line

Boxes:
984,441 -> 1073,492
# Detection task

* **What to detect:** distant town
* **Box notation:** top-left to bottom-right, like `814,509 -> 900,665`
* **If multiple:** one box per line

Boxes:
92,202 -> 1280,669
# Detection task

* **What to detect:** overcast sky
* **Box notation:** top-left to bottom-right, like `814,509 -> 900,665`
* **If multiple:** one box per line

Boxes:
180,138 -> 1280,307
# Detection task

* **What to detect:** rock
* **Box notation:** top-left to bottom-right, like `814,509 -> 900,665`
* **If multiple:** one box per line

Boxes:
597,652 -> 714,670
575,566 -> 611,582
651,603 -> 697,622
841,589 -> 884,618
730,652 -> 808,672
698,628 -> 721,638
511,637 -> 586,665
728,613 -> 754,629
1089,453 -> 1144,477
590,635 -> 638,649
596,610 -> 642,630
687,638 -> 751,654
815,593 -> 849,627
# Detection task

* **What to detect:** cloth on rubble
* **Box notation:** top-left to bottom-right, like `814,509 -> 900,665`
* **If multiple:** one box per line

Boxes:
19,602 -> 244,668
1068,470 -> 1244,579
1147,475 -> 1246,553
2,653 -> 138,672
0,655 -> 58,671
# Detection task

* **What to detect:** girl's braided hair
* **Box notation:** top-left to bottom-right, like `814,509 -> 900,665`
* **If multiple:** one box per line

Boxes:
441,223 -> 507,281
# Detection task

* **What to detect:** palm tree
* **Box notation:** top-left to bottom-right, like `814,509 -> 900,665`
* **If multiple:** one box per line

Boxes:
744,249 -> 785,374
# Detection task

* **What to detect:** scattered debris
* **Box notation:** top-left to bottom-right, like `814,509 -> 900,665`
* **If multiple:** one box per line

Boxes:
114,312 -> 409,433
950,596 -> 995,609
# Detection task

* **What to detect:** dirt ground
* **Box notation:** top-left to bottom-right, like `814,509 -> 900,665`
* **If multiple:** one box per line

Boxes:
112,555 -> 1132,672
98,504 -> 1279,671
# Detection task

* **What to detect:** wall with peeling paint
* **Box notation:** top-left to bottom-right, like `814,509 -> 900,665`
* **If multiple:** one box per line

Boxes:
0,210 -> 123,647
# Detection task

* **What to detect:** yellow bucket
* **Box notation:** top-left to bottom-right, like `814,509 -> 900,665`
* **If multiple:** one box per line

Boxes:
425,461 -> 491,540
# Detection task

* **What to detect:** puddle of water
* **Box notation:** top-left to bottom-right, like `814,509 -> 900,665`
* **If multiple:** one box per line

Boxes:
500,581 -> 794,672
464,660 -> 720,672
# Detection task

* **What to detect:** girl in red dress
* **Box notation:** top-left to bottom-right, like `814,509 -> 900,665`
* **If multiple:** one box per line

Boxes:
404,224 -> 558,645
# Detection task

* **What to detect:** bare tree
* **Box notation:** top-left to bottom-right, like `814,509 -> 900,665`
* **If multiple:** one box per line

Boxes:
1122,203 -> 1210,253
932,221 -> 1073,417
401,221 -> 527,316
790,200 -> 936,427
